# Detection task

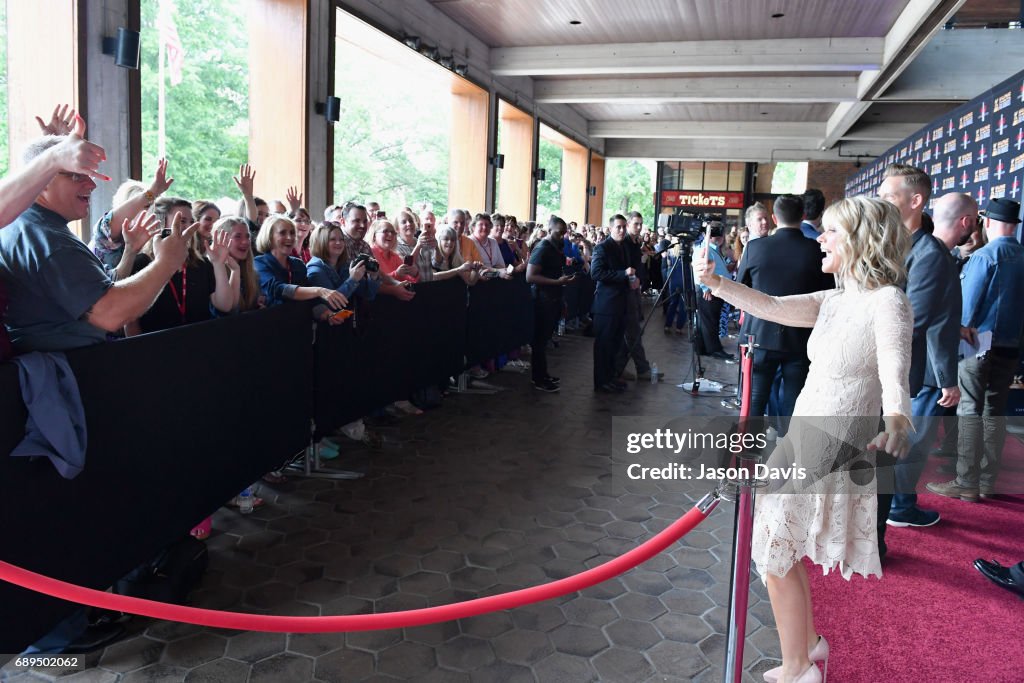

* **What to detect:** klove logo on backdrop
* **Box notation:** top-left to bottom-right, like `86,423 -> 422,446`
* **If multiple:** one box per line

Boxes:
660,191 -> 745,209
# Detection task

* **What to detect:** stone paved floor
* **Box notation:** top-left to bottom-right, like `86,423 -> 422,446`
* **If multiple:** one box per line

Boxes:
2,305 -> 781,682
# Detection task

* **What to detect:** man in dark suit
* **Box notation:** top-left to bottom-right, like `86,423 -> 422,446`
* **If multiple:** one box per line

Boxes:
738,195 -> 832,434
591,214 -> 635,393
800,188 -> 825,240
878,165 -> 961,537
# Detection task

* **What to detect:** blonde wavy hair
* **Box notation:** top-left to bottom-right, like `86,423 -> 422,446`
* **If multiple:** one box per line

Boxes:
824,196 -> 909,289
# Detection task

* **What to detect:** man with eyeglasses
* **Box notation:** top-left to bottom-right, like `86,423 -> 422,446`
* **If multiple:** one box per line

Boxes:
0,120 -> 194,354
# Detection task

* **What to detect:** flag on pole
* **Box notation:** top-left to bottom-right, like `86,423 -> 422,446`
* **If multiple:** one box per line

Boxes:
156,0 -> 185,86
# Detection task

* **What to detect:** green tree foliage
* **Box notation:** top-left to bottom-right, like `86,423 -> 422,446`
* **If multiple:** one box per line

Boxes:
603,159 -> 655,224
140,0 -> 249,201
332,32 -> 450,215
0,1 -> 8,178
535,138 -> 562,221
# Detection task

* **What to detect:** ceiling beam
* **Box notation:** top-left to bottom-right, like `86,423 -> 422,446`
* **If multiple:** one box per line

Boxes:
535,77 -> 857,104
879,29 -> 1024,101
821,0 -> 966,148
589,120 -> 825,140
603,138 -> 883,163
839,122 -> 925,141
491,38 -> 883,77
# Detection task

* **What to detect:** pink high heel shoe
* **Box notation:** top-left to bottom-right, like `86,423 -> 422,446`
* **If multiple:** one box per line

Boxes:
763,636 -> 829,683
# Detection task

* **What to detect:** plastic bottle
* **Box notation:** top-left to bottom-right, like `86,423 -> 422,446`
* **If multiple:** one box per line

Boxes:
650,362 -> 659,384
238,487 -> 255,514
558,319 -> 566,336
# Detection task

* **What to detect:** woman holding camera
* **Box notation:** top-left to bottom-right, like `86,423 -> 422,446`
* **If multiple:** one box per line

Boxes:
694,196 -> 912,683
306,222 -> 377,321
253,215 -> 348,314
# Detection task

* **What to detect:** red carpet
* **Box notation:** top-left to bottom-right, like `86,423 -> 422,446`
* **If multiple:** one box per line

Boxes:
806,436 -> 1024,682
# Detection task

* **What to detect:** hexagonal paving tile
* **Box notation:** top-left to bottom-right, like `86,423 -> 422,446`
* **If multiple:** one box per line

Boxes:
549,623 -> 610,657
534,652 -> 599,683
654,612 -> 714,643
646,640 -> 710,679
159,633 -> 226,669
605,618 -> 663,651
377,641 -> 437,678
314,648 -> 375,683
593,646 -> 656,682
435,635 -> 496,671
492,629 -> 555,665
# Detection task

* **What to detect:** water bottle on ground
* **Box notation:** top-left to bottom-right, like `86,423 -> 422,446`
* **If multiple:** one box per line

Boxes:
650,362 -> 659,384
238,487 -> 255,514
558,319 -> 566,336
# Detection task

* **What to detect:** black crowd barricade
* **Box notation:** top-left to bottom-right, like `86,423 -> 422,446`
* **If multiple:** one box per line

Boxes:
465,276 -> 534,367
0,303 -> 313,652
0,276 -> 531,651
312,278 -> 467,438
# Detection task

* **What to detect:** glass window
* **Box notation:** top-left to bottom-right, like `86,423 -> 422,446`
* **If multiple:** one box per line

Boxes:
728,162 -> 746,191
703,162 -> 729,191
770,161 -> 809,194
603,159 -> 655,221
680,162 -> 703,190
536,129 -> 563,220
334,11 -> 451,214
140,0 -> 250,201
660,162 -> 680,190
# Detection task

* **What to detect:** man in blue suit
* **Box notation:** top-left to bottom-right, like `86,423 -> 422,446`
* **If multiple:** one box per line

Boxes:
878,165 -> 961,539
591,214 -> 635,393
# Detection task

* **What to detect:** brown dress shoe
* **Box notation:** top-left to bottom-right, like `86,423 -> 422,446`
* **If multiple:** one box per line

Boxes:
926,479 -> 979,502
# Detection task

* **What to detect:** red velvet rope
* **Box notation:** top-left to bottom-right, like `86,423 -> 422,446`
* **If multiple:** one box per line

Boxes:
0,505 -> 711,633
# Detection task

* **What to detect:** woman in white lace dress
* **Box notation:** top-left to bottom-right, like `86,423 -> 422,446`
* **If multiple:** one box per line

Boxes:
695,197 -> 914,683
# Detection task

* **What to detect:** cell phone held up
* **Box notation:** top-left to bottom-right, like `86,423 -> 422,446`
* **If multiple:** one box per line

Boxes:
330,308 -> 354,322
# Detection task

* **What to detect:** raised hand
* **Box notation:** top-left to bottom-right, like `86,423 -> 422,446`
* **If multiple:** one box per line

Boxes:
35,104 -> 76,136
233,163 -> 255,198
50,115 -> 110,181
149,157 -> 174,196
154,212 -> 199,267
206,229 -> 232,266
285,185 -> 302,212
225,256 -> 240,273
121,211 -> 161,253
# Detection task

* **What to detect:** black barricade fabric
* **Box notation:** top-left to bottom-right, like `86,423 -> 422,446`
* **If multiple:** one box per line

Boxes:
465,277 -> 534,367
313,279 -> 467,437
0,278 -> 531,651
0,304 -> 313,651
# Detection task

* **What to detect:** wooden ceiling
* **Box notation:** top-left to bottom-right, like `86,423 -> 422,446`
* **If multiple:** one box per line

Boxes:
427,0 -> 1024,161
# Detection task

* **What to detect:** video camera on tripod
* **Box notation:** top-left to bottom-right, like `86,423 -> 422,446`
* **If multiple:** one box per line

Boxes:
656,211 -> 721,242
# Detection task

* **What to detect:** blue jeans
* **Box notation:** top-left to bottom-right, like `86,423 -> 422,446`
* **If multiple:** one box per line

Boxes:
891,386 -> 945,514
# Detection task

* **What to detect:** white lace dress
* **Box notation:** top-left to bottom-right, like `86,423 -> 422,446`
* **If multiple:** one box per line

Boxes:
711,278 -> 913,580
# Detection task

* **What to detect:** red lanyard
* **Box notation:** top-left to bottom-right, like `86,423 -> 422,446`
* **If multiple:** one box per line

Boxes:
167,266 -> 188,322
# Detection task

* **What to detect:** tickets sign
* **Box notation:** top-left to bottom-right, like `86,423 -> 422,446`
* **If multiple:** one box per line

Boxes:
660,191 -> 745,209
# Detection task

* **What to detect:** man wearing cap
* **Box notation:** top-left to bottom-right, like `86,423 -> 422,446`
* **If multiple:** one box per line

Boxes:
928,197 -> 1024,502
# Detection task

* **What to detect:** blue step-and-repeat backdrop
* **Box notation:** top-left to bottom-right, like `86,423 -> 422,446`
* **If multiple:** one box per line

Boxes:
846,69 -> 1024,213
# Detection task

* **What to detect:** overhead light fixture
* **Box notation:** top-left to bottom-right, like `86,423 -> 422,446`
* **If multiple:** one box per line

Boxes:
643,112 -> 651,116
771,12 -> 785,18
569,20 -> 582,25
490,154 -> 505,169
760,111 -> 768,115
315,96 -> 342,123
454,63 -> 469,77
419,44 -> 439,61
439,54 -> 454,70
101,27 -> 141,69
402,35 -> 421,51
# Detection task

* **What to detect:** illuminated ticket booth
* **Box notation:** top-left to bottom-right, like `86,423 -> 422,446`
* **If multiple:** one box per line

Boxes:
656,161 -> 752,229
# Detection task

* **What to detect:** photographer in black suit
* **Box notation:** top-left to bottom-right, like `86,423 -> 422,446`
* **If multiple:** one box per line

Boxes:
590,215 -> 634,393
737,194 -> 833,434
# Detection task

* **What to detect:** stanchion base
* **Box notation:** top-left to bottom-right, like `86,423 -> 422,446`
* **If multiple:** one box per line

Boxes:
284,448 -> 366,480
679,379 -> 725,392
